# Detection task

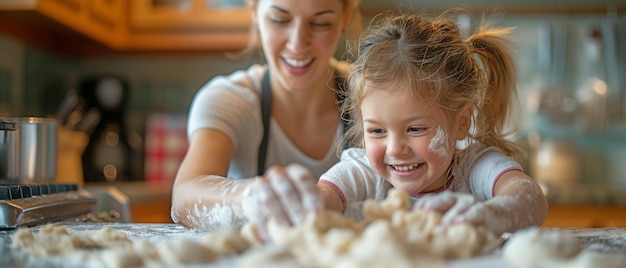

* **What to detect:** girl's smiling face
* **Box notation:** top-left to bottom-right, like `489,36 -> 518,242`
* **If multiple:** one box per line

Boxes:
360,86 -> 463,195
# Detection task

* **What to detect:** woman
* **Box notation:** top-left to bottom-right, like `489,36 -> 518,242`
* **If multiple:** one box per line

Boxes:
171,0 -> 360,230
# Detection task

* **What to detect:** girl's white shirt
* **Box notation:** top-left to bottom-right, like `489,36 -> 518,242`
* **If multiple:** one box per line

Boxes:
319,144 -> 522,217
187,60 -> 349,179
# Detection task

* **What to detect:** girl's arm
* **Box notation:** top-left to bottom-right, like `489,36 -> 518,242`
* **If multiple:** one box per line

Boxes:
413,170 -> 548,236
485,170 -> 549,233
318,182 -> 345,213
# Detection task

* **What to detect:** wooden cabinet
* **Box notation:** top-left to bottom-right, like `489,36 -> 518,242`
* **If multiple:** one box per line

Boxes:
130,0 -> 249,31
0,0 -> 125,49
125,0 -> 251,51
542,205 -> 626,228
0,0 -> 251,53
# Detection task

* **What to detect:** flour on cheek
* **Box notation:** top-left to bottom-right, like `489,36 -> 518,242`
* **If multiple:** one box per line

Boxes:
428,126 -> 448,158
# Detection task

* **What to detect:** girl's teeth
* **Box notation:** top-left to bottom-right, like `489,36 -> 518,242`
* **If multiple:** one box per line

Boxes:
393,164 -> 418,172
285,58 -> 312,68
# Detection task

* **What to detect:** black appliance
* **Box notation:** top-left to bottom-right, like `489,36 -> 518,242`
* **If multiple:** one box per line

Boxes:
79,76 -> 142,183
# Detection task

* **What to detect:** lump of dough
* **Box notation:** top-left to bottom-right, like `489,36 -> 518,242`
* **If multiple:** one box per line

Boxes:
200,227 -> 251,254
88,227 -> 131,248
363,189 -> 411,220
11,225 -> 90,256
237,246 -> 298,268
98,248 -> 144,268
503,228 -> 582,267
155,239 -> 217,264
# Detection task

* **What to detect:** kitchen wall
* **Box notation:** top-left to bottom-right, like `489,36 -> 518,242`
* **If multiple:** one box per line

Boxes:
1,8 -> 625,199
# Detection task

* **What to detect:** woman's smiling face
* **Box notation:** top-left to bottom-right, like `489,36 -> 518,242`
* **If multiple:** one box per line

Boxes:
360,86 -> 458,195
252,0 -> 348,92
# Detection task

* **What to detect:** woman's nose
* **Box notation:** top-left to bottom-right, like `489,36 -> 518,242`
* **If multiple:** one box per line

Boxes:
286,22 -> 311,52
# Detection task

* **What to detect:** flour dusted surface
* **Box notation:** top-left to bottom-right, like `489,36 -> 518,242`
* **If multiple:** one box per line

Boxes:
13,190 -> 624,268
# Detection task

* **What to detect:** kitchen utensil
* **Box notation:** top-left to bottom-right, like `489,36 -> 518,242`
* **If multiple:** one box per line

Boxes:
536,19 -> 578,125
0,117 -> 57,183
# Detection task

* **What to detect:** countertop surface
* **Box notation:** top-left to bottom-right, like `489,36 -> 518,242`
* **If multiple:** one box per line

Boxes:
83,182 -> 172,204
1,223 -> 626,267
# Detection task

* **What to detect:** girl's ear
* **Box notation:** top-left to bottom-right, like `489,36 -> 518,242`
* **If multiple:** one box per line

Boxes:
455,103 -> 472,140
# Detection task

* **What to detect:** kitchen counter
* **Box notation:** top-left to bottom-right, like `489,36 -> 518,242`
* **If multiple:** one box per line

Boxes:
84,182 -> 174,223
84,182 -> 172,204
1,223 -> 625,267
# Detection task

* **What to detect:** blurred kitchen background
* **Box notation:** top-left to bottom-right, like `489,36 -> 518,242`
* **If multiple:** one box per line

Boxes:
0,0 -> 625,207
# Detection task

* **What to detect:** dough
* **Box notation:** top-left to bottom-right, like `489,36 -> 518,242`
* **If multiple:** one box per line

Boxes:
254,189 -> 501,267
502,228 -> 582,267
154,239 -> 217,264
10,224 -> 229,268
12,189 -> 500,267
503,228 -> 626,268
11,224 -> 131,257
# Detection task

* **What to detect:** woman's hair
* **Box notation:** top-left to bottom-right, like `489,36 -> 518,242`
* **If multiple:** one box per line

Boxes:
232,0 -> 362,59
341,10 -> 524,161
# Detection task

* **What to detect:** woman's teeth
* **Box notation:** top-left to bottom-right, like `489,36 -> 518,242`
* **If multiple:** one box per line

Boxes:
284,58 -> 312,68
392,164 -> 418,172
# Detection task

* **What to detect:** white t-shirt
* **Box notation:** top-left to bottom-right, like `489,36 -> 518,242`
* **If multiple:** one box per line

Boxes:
319,144 -> 522,216
187,60 -> 349,179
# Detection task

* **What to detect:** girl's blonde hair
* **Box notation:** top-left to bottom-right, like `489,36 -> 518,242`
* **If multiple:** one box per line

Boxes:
341,10 -> 524,161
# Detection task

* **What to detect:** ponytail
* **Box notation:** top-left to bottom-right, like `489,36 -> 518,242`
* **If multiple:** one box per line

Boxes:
467,26 -> 524,160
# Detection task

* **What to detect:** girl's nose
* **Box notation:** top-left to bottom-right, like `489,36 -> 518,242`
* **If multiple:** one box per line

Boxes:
286,22 -> 311,52
386,136 -> 409,157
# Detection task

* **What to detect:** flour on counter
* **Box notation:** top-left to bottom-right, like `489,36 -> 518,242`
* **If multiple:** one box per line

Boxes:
502,227 -> 626,268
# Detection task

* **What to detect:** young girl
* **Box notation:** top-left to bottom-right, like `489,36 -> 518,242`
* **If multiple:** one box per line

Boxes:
245,11 -> 548,238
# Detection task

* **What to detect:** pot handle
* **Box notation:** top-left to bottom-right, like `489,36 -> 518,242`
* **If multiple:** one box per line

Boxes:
0,121 -> 16,131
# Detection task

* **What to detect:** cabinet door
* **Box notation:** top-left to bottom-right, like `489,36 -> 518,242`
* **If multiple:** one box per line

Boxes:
127,0 -> 251,51
37,0 -> 125,48
89,0 -> 124,30
130,0 -> 250,31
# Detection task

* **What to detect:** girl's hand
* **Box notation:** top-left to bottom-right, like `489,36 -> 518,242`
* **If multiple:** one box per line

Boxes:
242,164 -> 323,241
413,191 -> 507,235
413,191 -> 478,226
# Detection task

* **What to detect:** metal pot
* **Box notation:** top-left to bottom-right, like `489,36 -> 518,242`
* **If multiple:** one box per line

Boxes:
0,117 -> 57,183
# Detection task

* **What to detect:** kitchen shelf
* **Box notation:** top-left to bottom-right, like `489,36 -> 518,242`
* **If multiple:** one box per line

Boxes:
0,0 -> 251,55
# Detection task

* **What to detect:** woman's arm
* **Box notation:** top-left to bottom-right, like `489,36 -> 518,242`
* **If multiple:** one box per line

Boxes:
171,129 -> 256,230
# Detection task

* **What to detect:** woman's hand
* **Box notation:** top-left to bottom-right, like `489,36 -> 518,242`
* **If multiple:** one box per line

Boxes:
242,164 -> 323,241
